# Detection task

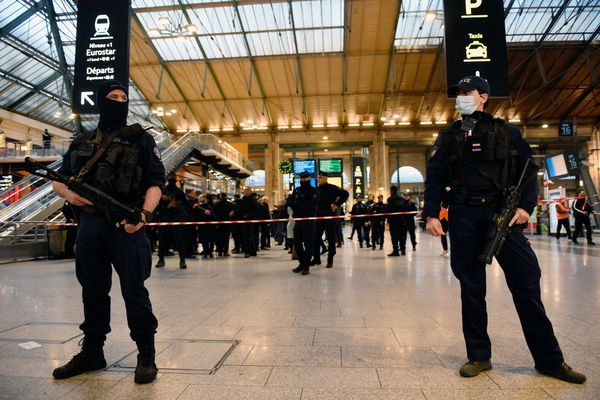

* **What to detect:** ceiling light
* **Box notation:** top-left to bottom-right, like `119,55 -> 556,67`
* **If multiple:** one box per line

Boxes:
383,121 -> 396,126
176,129 -> 188,133
323,136 -> 328,140
313,124 -> 324,128
398,121 -> 411,126
158,15 -> 171,27
362,122 -> 375,127
278,125 -> 289,130
324,149 -> 329,152
420,121 -> 433,125
165,112 -> 172,116
508,118 -> 521,123
542,123 -> 548,128
222,127 -> 234,132
348,123 -> 360,127
242,127 -> 255,131
208,128 -> 220,132
435,120 -> 447,125
432,133 -> 438,137
380,116 -> 387,121
327,123 -> 338,128
256,126 -> 268,130
291,125 -> 303,129
170,109 -> 177,114
425,11 -> 437,20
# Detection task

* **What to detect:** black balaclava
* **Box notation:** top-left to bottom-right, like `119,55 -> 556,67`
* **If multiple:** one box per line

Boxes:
96,80 -> 128,129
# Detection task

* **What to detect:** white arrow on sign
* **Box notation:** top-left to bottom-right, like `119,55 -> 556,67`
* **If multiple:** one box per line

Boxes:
81,91 -> 95,106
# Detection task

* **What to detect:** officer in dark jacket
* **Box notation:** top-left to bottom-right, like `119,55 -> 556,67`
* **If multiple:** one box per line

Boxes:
52,80 -> 164,384
350,195 -> 368,247
155,175 -> 189,268
370,194 -> 386,250
386,186 -> 407,255
287,171 -> 319,275
312,171 -> 349,268
423,75 -> 585,383
402,193 -> 417,251
213,192 -> 235,256
239,187 -> 259,257
572,190 -> 596,245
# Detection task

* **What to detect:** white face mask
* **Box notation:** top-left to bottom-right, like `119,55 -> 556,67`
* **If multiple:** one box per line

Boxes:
455,95 -> 478,116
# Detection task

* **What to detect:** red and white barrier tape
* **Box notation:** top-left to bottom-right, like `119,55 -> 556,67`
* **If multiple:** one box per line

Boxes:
1,211 -> 420,227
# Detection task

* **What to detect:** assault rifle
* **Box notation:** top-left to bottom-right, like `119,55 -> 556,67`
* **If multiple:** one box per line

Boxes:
25,157 -> 143,226
479,159 -> 537,264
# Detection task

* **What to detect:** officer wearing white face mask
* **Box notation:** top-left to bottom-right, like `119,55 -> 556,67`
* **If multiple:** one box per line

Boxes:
422,75 -> 586,384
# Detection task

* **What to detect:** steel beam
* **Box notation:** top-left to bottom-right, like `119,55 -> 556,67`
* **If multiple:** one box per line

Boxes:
232,2 -> 274,127
376,2 -> 403,125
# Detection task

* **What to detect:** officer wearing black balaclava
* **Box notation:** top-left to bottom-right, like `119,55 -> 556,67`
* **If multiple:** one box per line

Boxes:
52,80 -> 165,384
287,171 -> 319,275
423,75 -> 586,384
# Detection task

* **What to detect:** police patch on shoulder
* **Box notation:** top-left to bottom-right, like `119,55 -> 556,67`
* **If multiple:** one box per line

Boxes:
430,146 -> 438,158
153,147 -> 162,161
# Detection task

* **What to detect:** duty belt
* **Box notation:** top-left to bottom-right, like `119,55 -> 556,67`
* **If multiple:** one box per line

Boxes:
453,195 -> 497,206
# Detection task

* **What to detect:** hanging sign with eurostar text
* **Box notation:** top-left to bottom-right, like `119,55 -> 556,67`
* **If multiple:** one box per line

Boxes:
443,0 -> 509,97
72,0 -> 132,114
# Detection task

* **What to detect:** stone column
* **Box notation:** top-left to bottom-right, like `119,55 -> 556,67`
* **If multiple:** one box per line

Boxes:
265,132 -> 281,201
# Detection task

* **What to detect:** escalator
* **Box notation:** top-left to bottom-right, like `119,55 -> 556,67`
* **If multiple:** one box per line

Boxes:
0,131 -> 252,259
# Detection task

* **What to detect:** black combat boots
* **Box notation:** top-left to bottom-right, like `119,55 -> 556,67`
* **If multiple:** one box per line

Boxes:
53,336 -> 106,379
134,338 -> 158,384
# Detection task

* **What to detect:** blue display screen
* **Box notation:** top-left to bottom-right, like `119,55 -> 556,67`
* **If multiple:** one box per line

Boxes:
292,159 -> 316,174
293,178 -> 317,188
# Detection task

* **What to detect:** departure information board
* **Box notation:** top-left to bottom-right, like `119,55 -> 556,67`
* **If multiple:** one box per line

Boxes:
318,158 -> 343,174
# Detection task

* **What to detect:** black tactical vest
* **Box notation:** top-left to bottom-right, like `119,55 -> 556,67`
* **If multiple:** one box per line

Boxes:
446,119 -> 514,195
69,130 -> 144,200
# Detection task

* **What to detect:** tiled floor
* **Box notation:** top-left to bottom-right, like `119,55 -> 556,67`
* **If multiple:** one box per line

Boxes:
1,231 -> 599,399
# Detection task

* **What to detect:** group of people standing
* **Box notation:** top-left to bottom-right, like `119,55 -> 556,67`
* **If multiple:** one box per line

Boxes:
152,181 -> 279,268
347,188 -> 418,255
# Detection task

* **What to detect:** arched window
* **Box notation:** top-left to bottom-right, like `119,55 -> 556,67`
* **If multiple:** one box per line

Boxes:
390,166 -> 424,184
245,170 -> 266,187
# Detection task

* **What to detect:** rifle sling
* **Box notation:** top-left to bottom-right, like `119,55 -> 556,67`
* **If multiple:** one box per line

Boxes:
76,128 -> 121,180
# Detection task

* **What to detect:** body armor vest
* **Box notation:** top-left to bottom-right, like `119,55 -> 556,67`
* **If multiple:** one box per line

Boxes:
446,119 -> 515,197
69,130 -> 144,201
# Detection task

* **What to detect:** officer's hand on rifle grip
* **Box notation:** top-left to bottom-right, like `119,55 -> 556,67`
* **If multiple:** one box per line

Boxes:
426,217 -> 445,237
509,208 -> 529,227
122,212 -> 145,234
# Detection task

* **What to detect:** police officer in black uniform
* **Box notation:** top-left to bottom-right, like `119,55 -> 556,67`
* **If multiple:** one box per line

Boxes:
312,171 -> 349,268
370,194 -> 386,250
288,171 -> 319,275
52,80 -> 165,384
572,190 -> 596,245
402,192 -> 418,251
386,186 -> 407,256
423,75 -> 585,383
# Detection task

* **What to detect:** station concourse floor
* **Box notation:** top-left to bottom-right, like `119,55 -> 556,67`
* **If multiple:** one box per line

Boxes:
0,230 -> 599,400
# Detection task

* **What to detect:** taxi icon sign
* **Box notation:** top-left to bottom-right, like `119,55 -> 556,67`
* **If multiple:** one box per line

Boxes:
465,41 -> 487,59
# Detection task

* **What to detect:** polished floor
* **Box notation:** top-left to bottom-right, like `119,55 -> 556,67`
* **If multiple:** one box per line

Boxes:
0,229 -> 599,399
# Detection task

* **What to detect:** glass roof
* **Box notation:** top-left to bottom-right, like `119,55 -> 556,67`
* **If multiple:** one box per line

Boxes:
395,0 -> 600,48
134,0 -> 344,60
